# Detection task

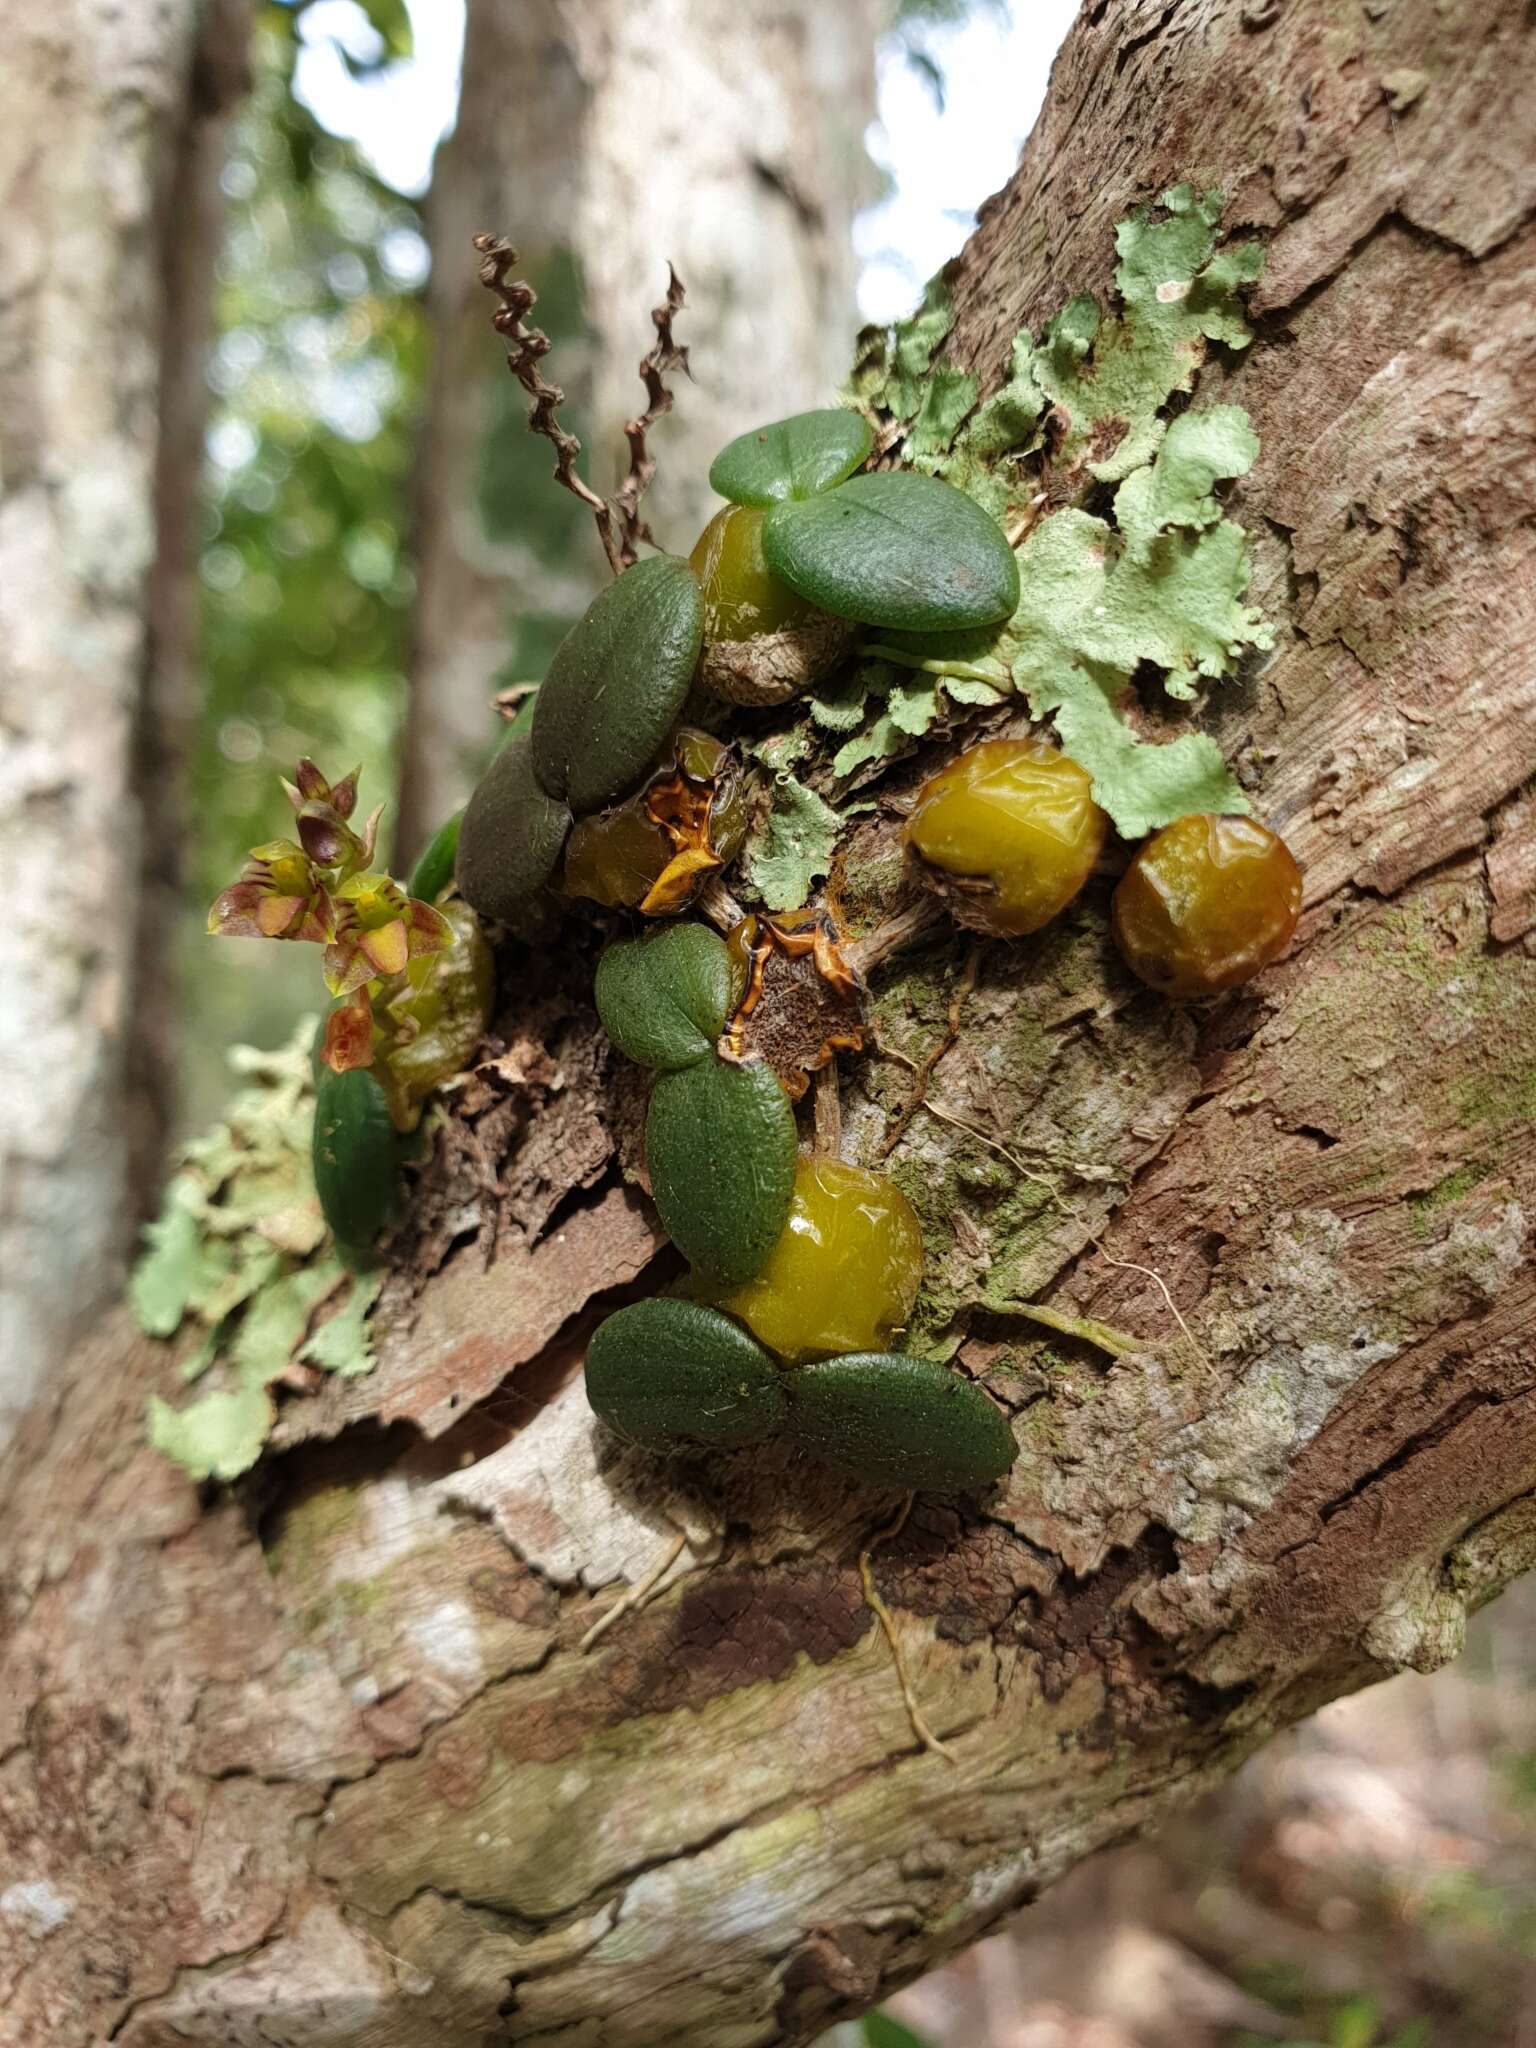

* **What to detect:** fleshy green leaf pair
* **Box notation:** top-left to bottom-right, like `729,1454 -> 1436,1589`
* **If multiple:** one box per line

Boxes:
455,555 -> 705,923
709,408 -> 873,506
595,926 -> 797,1287
594,921 -> 732,1070
585,1297 -> 1016,1494
710,408 -> 1020,634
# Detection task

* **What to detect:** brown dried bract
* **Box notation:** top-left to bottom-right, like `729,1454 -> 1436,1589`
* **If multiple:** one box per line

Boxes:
639,771 -> 720,915
721,907 -> 865,1101
475,234 -> 687,578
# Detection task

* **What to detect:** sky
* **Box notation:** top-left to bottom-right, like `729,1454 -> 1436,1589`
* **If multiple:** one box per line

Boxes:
855,0 -> 1081,320
292,0 -> 1078,323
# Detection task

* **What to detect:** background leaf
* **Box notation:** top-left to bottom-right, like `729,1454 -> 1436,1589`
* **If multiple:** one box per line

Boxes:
863,2013 -> 938,2048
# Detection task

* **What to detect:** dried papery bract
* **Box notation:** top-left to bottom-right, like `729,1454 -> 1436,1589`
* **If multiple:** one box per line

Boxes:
473,232 -> 688,576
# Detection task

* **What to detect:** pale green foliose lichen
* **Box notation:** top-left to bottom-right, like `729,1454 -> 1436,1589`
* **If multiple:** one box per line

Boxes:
822,184 -> 1271,838
132,1023 -> 381,1482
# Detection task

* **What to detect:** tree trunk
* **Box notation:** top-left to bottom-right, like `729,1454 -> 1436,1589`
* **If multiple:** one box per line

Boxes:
0,0 -> 255,1445
131,0 -> 259,1222
394,0 -> 880,862
3,1 -> 1535,2043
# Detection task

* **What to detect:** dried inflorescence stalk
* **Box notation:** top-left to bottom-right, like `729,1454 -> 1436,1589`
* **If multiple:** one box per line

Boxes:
473,233 -> 688,576
610,264 -> 689,555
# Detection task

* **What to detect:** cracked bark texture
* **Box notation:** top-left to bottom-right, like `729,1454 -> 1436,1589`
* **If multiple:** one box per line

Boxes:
395,0 -> 880,859
3,1 -> 1535,2042
0,0 -> 255,1442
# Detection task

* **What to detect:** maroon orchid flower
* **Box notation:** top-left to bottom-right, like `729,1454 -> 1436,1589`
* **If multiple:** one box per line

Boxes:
209,760 -> 457,1080
207,840 -> 332,944
323,874 -> 451,999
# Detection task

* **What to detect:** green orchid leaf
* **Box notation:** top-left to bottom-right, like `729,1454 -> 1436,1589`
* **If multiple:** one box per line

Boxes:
529,554 -> 704,814
645,1059 -> 797,1287
312,1066 -> 401,1251
762,470 -> 1020,633
502,686 -> 539,744
406,805 -> 463,904
455,735 -> 572,926
864,2015 -> 939,2048
585,1298 -> 786,1450
708,408 -> 874,507
595,924 -> 734,1073
785,1353 -> 1016,1494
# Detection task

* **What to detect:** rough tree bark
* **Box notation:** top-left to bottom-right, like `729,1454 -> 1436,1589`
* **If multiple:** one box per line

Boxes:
3,1 -> 1535,2043
395,0 -> 880,860
0,1 -> 256,1444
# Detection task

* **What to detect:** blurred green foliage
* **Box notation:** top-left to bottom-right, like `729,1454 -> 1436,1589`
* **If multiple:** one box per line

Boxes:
862,2014 -> 936,2048
183,2 -> 428,1130
1236,1963 -> 1446,2048
1237,2000 -> 1432,2048
193,3 -> 424,899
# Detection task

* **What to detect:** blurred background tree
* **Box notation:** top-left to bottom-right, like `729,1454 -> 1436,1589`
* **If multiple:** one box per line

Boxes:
0,0 -> 257,1435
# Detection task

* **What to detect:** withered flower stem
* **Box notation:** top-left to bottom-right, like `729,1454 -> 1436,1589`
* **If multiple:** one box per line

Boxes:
812,1060 -> 843,1159
695,874 -> 746,935
611,264 -> 689,559
474,233 -> 688,577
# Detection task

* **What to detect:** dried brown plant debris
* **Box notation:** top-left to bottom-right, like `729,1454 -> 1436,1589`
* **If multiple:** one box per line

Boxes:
474,233 -> 688,576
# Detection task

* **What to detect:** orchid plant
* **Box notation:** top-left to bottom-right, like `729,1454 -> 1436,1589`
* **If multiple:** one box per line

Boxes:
208,760 -> 453,1087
